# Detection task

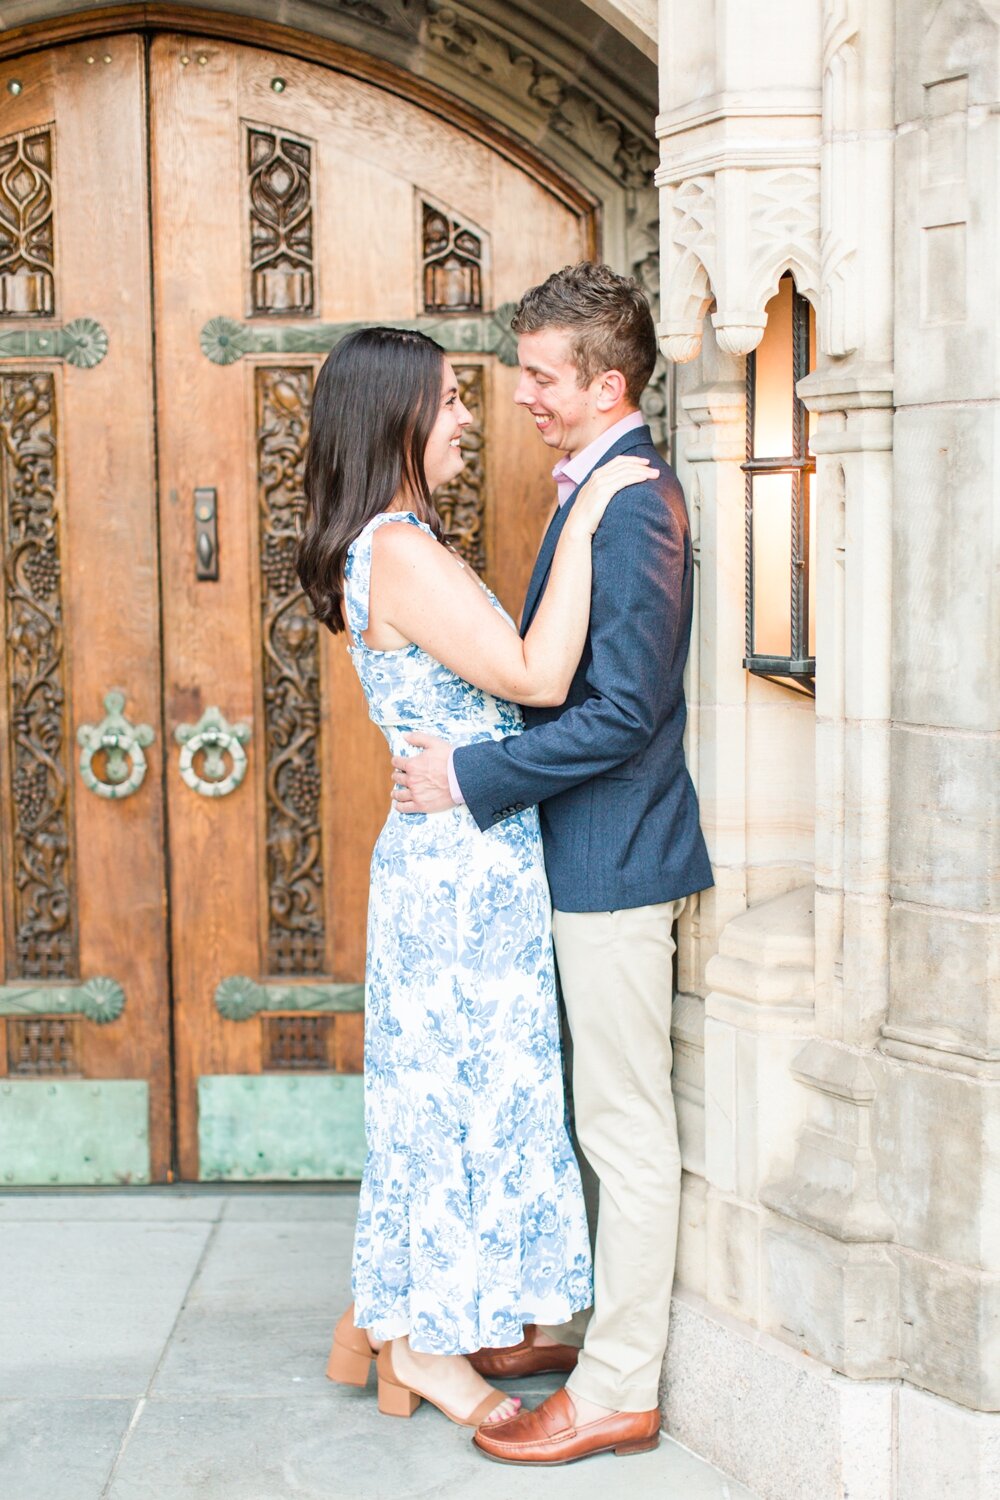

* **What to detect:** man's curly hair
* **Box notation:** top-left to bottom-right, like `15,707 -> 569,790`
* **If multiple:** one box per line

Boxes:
510,261 -> 657,405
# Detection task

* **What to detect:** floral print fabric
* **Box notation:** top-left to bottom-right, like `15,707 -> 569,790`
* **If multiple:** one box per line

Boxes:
344,511 -> 592,1354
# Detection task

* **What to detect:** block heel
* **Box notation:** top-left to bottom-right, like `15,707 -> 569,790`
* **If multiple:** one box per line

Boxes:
377,1367 -> 422,1418
325,1304 -> 376,1388
376,1345 -> 422,1417
326,1340 -> 374,1386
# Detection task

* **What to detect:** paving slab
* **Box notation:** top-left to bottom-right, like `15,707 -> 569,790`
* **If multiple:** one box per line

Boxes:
106,1393 -> 754,1500
0,1191 -> 227,1222
0,1398 -> 135,1500
151,1218 -> 355,1397
0,1220 -> 212,1398
221,1188 -> 360,1223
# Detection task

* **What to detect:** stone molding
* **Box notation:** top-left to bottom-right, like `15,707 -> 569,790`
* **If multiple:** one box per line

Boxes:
577,0 -> 656,59
658,163 -> 822,361
678,379 -> 745,462
419,1 -> 656,187
762,1038 -> 897,1244
797,366 -> 894,412
819,0 -> 860,357
656,74 -> 823,363
879,1027 -> 1000,1080
654,0 -> 882,368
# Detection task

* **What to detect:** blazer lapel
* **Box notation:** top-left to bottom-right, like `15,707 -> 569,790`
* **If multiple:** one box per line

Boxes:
519,424 -> 653,635
520,500 -> 573,634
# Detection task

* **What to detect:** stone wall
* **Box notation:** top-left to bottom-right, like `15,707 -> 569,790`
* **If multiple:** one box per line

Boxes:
658,1 -> 1000,1495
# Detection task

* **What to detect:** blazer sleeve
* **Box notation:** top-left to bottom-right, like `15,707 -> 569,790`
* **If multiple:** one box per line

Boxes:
454,476 -> 687,831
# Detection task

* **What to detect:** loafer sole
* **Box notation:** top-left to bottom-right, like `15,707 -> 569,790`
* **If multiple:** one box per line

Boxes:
472,1432 -> 660,1465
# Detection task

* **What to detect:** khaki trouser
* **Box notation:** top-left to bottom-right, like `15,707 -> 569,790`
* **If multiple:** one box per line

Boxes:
543,899 -> 686,1412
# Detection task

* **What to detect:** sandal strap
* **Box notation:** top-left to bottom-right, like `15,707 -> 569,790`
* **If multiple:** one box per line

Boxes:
468,1388 -> 513,1427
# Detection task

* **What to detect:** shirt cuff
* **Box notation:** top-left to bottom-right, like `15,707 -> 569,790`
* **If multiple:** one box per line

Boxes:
447,750 -> 466,806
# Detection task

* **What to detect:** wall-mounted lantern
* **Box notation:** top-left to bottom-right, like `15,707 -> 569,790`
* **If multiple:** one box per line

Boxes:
743,274 -> 816,695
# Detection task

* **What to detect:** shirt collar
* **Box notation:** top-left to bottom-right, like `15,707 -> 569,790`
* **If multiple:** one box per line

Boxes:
551,410 -> 647,504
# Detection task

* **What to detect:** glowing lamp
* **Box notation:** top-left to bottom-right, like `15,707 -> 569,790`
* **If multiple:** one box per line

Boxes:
743,275 -> 816,694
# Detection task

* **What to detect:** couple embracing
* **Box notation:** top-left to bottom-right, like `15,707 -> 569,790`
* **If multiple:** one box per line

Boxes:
296,261 -> 712,1467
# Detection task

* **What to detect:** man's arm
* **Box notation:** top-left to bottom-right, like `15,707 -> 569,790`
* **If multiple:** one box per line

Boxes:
394,476 -> 686,827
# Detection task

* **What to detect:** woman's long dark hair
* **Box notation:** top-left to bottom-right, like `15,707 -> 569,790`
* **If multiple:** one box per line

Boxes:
297,327 -> 446,634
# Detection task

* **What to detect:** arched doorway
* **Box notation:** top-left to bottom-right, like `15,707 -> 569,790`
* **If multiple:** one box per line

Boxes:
0,15 -> 655,1182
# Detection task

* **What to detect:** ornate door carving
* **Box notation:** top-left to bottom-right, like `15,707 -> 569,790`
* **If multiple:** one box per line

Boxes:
149,34 -> 590,1180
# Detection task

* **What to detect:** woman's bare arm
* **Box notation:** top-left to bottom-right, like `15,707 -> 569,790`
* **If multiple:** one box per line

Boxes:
364,455 -> 656,707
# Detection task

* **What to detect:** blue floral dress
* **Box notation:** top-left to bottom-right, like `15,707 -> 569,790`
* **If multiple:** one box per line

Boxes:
344,511 -> 592,1355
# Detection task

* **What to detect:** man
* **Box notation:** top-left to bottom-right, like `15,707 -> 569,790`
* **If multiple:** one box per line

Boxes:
391,261 -> 712,1465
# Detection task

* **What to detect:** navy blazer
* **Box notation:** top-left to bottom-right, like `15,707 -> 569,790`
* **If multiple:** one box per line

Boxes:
453,422 -> 713,913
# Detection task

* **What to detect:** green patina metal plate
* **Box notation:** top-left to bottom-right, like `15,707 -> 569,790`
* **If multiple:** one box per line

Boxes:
198,1074 -> 366,1182
0,1080 -> 149,1186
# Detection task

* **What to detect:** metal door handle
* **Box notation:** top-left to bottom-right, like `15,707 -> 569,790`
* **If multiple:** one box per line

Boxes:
194,487 -> 219,580
77,690 -> 154,799
174,707 -> 251,797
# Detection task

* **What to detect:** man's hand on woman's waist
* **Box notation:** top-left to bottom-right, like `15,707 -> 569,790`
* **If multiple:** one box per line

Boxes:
391,734 -> 460,813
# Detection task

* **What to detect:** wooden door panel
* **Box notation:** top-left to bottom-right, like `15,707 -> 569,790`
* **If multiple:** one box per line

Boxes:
0,39 -> 170,1181
149,33 -> 590,1180
149,39 -> 262,1179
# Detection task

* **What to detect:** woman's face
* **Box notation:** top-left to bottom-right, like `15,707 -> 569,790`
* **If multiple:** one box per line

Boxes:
423,360 -> 472,492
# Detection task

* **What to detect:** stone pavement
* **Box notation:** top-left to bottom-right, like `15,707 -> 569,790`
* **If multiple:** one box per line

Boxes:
0,1187 -> 755,1500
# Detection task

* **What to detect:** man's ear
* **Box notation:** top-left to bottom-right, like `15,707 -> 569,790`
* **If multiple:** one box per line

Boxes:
594,369 -> 628,411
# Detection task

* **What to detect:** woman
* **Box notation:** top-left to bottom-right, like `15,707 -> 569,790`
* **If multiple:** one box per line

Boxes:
296,327 -> 656,1429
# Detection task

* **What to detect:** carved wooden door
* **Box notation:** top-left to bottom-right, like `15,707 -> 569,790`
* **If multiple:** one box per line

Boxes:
0,39 -> 172,1183
149,34 -> 591,1180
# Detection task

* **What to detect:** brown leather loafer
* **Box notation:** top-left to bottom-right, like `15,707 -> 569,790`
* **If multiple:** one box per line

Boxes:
467,1325 -> 579,1380
472,1386 -> 660,1465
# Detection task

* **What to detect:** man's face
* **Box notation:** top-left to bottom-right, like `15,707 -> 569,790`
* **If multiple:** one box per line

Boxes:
514,327 -> 600,457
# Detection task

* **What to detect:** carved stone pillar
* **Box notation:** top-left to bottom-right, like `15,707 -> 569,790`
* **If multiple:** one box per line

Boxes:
759,373 -> 898,1382
668,350 -> 747,1289
674,355 -> 748,986
872,0 -> 1000,1432
751,0 -> 902,1392
703,885 -> 816,1326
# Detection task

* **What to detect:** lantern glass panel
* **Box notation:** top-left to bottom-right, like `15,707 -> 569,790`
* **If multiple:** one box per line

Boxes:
743,271 -> 816,690
750,471 -> 793,657
808,482 -> 817,657
753,276 -> 795,458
